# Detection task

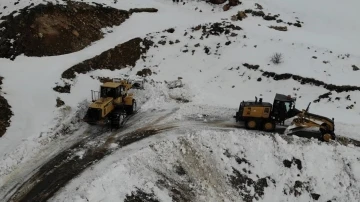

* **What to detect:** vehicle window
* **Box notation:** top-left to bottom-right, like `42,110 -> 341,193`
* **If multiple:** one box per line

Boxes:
284,102 -> 292,112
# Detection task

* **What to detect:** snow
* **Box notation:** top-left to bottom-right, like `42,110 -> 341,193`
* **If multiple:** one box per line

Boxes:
0,0 -> 360,201
50,126 -> 360,202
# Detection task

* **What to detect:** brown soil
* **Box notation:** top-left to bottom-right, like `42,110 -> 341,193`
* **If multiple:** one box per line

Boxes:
54,37 -> 153,93
0,1 -> 157,60
61,37 -> 154,80
0,76 -> 13,137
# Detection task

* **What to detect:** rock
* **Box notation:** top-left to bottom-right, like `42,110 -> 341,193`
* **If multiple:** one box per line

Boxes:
231,15 -> 238,21
293,22 -> 302,27
210,0 -> 227,4
263,15 -> 277,20
312,56 -> 317,59
237,11 -> 247,20
53,84 -> 71,93
223,4 -> 231,11
243,63 -> 260,70
234,25 -> 242,30
158,40 -> 166,45
136,68 -> 152,77
257,77 -> 262,82
72,30 -> 79,37
193,25 -> 201,31
230,33 -> 238,37
229,0 -> 241,6
269,26 -> 287,31
56,97 -> 65,107
128,8 -> 158,13
352,65 -> 359,71
252,10 -> 265,17
255,3 -> 263,9
166,28 -> 175,33
311,193 -> 320,200
225,41 -> 231,45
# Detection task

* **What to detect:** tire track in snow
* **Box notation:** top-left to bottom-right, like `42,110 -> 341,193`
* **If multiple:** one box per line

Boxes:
4,108 -> 179,202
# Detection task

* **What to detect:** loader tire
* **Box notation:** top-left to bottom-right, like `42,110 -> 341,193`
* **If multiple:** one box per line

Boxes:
126,100 -> 136,115
110,112 -> 125,129
246,119 -> 257,130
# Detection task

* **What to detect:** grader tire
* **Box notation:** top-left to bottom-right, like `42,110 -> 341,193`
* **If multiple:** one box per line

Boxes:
322,131 -> 336,142
262,120 -> 275,132
246,119 -> 257,130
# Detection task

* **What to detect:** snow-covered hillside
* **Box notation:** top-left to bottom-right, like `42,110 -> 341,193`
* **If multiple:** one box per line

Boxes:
1,0 -> 360,201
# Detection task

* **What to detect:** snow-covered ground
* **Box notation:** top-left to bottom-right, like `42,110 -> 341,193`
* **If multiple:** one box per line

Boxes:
1,0 -> 360,201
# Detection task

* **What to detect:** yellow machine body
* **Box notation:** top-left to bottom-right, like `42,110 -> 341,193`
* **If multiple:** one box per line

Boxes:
83,79 -> 137,126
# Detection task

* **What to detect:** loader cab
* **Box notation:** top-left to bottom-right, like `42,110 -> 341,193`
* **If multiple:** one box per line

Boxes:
271,94 -> 298,121
100,82 -> 125,99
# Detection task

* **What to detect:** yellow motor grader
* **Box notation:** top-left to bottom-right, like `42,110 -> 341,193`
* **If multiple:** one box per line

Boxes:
234,94 -> 336,141
83,78 -> 142,128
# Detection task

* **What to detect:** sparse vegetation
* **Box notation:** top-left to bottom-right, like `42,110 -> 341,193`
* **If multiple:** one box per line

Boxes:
270,53 -> 283,64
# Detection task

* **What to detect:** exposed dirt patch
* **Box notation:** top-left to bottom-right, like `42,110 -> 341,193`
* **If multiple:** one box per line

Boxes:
174,164 -> 187,176
233,9 -> 304,28
61,37 -> 154,80
242,63 -> 360,93
136,68 -> 153,77
283,157 -> 302,170
283,180 -> 314,197
198,21 -> 242,37
129,8 -> 158,14
269,25 -> 288,31
56,97 -> 65,107
124,188 -> 160,202
229,167 -> 276,202
0,1 -> 140,60
53,83 -> 71,93
155,171 -> 196,202
0,76 -> 13,137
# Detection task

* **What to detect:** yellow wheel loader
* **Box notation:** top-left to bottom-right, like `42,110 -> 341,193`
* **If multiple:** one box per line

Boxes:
234,94 -> 336,141
83,79 -> 141,129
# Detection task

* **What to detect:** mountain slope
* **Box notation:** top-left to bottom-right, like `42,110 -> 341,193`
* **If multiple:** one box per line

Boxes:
0,0 -> 360,201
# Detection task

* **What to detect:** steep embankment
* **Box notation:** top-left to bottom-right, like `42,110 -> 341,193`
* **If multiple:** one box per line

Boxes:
50,103 -> 360,202
0,76 -> 13,137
